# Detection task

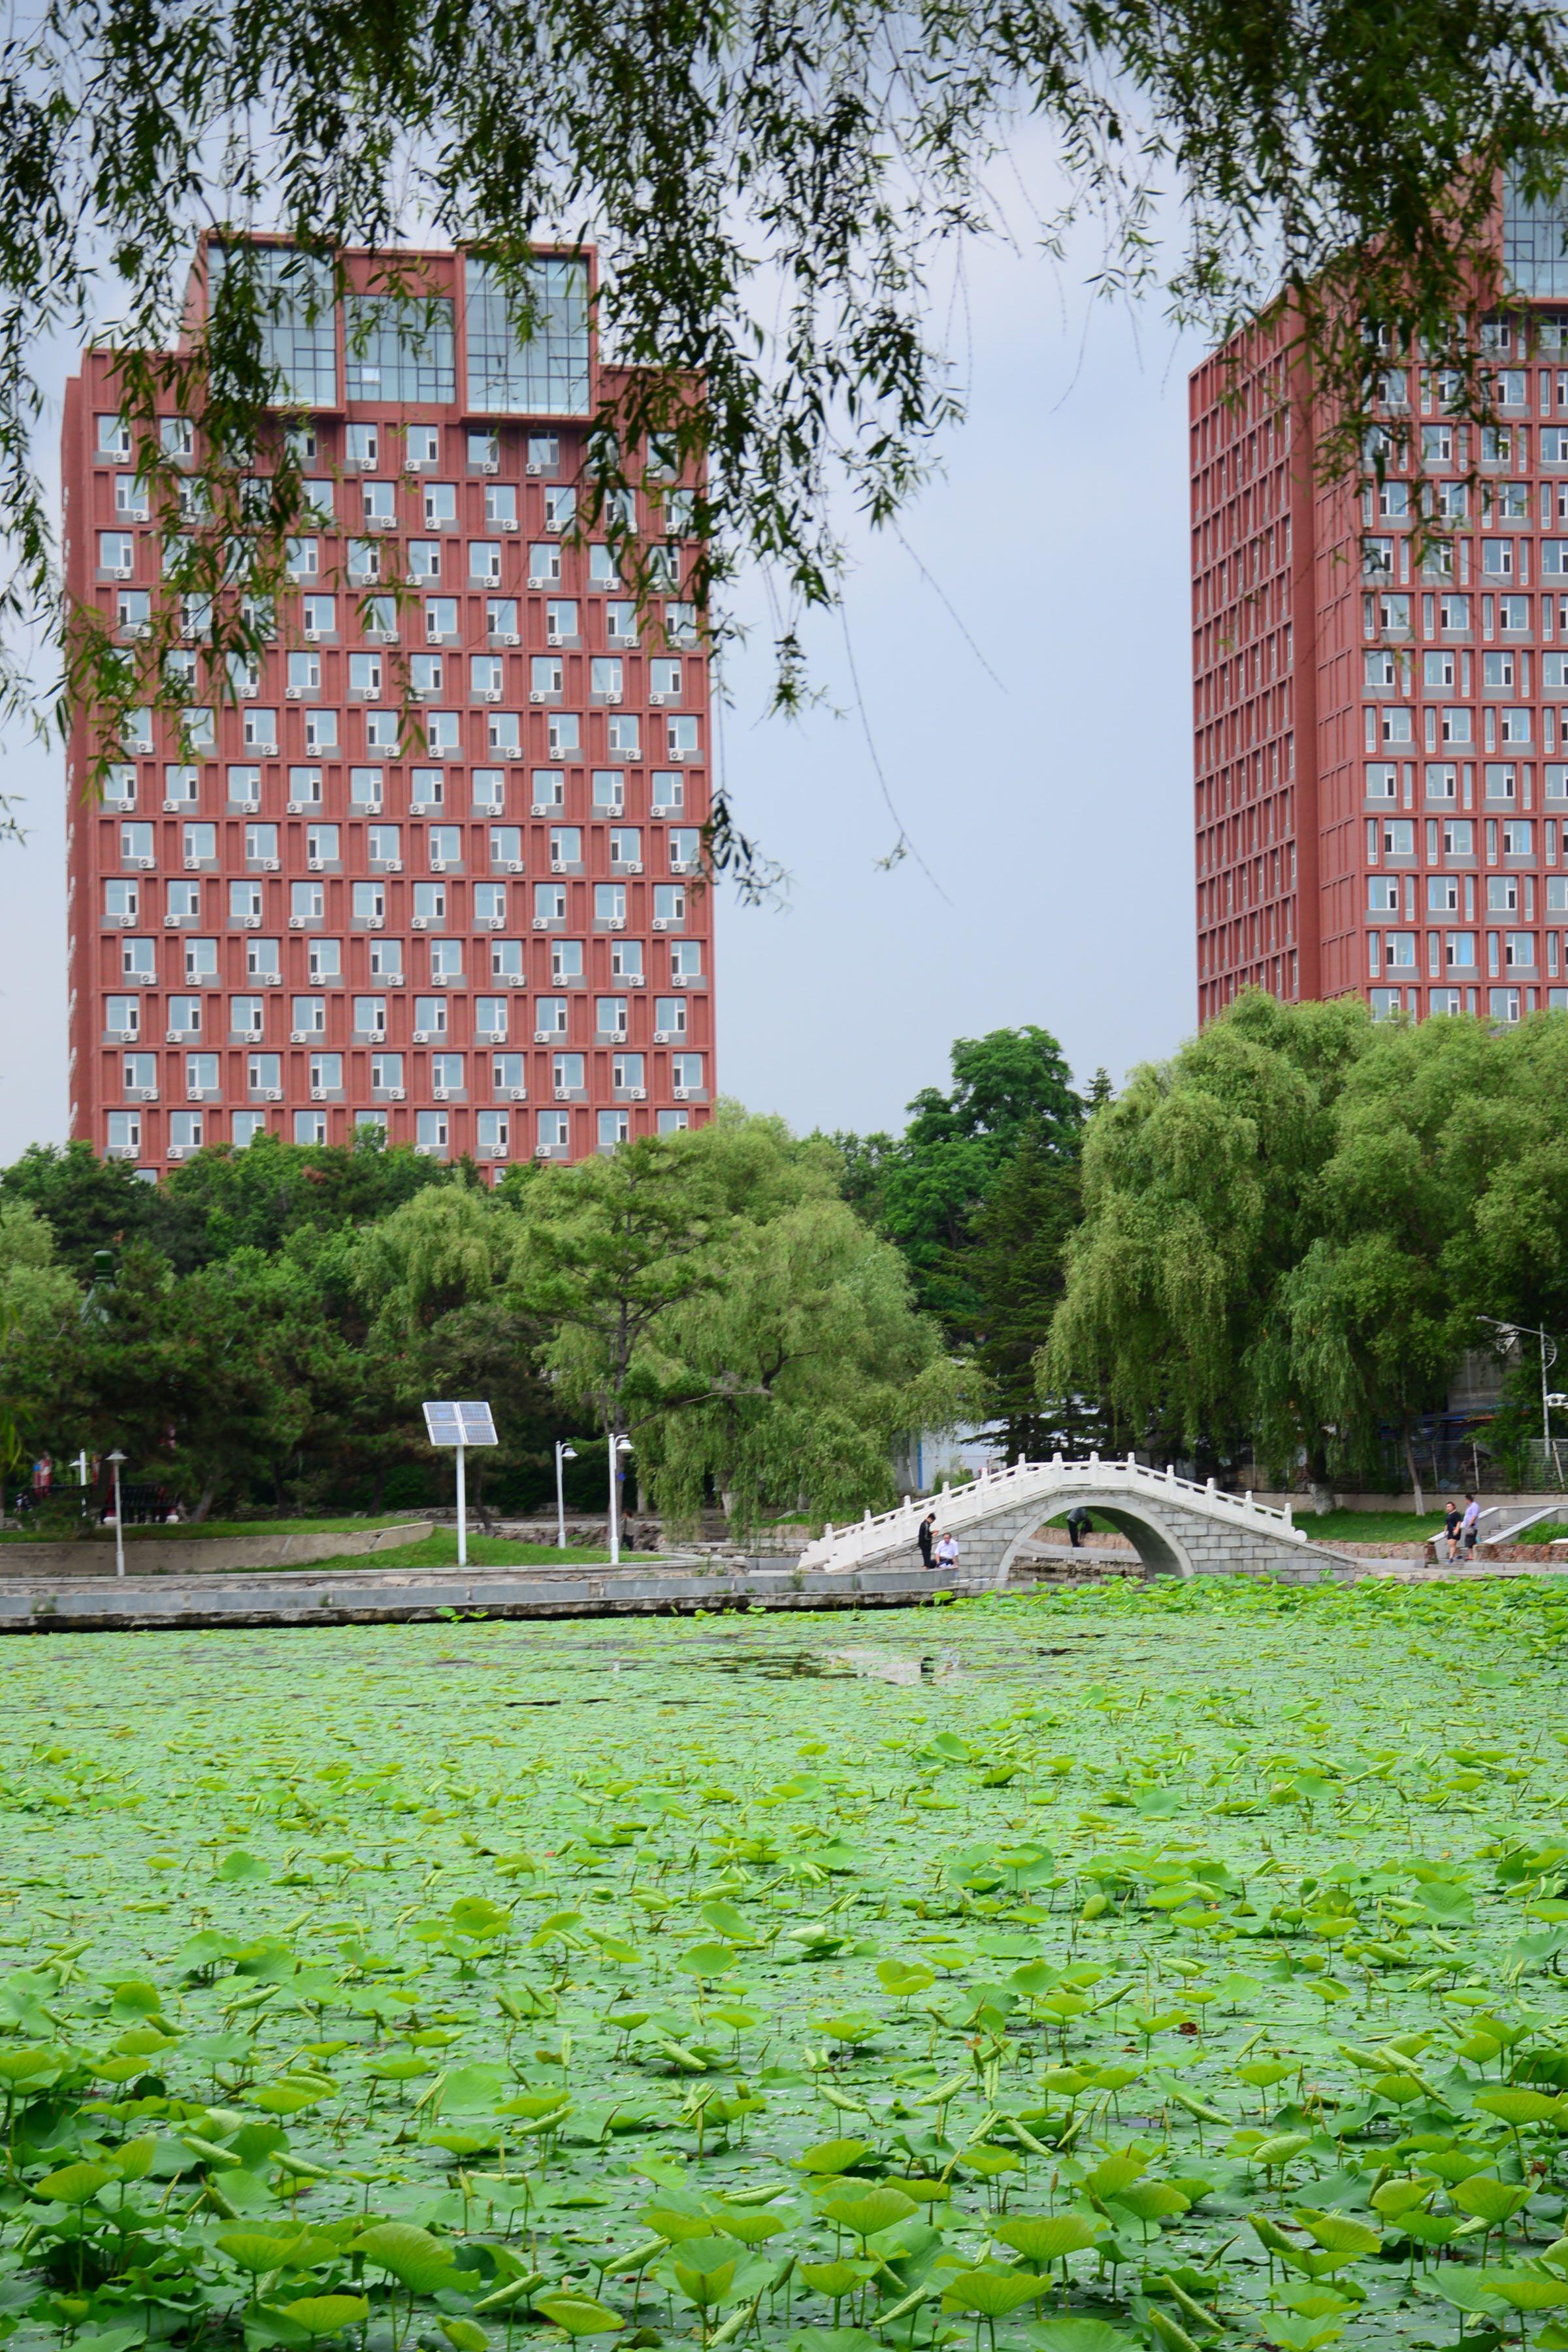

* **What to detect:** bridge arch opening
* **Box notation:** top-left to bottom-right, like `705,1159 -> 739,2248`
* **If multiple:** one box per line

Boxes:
998,1497 -> 1196,1584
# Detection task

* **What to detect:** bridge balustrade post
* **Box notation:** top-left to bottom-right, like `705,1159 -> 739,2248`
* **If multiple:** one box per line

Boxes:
1052,1450 -> 1063,1469
1207,1477 -> 1217,1495
1282,1501 -> 1294,1530
1244,1490 -> 1252,1509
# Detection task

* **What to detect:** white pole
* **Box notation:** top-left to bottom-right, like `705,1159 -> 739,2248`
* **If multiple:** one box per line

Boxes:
74,1450 -> 88,1486
608,1430 -> 621,1567
556,1442 -> 568,1550
111,1458 -> 125,1581
455,1439 -> 468,1569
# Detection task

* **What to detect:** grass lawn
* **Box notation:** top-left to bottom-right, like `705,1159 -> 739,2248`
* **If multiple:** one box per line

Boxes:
5,1576 -> 1568,2352
284,1531 -> 613,1571
0,1510 -> 430,1544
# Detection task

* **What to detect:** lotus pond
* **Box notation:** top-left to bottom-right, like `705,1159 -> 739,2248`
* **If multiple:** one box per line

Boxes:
3,1576 -> 1568,2352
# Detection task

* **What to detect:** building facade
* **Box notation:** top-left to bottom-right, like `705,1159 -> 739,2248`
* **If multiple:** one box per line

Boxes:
1192,184 -> 1568,1026
64,242 -> 714,1177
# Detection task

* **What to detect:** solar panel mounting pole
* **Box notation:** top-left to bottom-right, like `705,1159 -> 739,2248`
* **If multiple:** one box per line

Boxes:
455,1435 -> 468,1569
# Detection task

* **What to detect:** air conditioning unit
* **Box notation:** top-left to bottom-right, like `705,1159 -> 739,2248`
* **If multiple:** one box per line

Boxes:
529,690 -> 547,704
111,564 -> 133,580
553,1086 -> 574,1102
310,1086 -> 329,1102
653,1029 -> 670,1043
497,518 -> 517,533
649,692 -> 669,706
651,803 -> 678,817
288,915 -> 304,929
549,857 -> 566,874
478,688 -> 501,704
503,858 -> 524,874
531,802 -> 556,817
526,461 -> 544,476
130,1085 -> 157,1101
624,972 -> 646,987
240,915 -> 261,931
430,857 -> 449,874
413,1028 -> 431,1043
166,1028 -> 191,1042
501,972 -> 525,987
112,1027 -> 137,1044
308,857 -> 325,873
532,915 -> 553,929
478,1027 -> 502,1043
534,1029 -> 555,1044
480,459 -> 498,476
253,742 -> 278,756
286,802 -> 307,815
368,626 -> 397,642
433,1088 -> 451,1102
411,916 -> 429,930
384,858 -> 403,872
479,915 -> 503,930
388,1086 -> 405,1101
286,686 -> 304,700
652,917 -> 671,932
162,799 -> 184,813
259,973 -> 282,985
303,627 -> 321,643
129,621 -> 152,640
240,681 -> 257,698
501,631 -> 521,646
607,692 -> 624,706
528,575 -> 553,590
350,452 -> 374,469
617,860 -> 644,875
604,1029 -> 627,1045
545,629 -> 563,647
290,1028 -> 310,1045
673,1086 -> 691,1102
625,1086 -> 647,1102
383,974 -> 405,987
367,916 -> 385,931
159,913 -> 180,928
544,517 -> 563,533
502,1086 -> 527,1102
263,1087 -> 282,1102
607,916 -> 627,932
167,1145 -> 189,1161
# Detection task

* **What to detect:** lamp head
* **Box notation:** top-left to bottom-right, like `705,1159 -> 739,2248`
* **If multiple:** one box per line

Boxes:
107,1450 -> 126,1465
561,1445 -> 578,1461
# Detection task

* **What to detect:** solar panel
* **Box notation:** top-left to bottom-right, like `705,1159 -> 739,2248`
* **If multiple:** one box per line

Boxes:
422,1400 -> 498,1446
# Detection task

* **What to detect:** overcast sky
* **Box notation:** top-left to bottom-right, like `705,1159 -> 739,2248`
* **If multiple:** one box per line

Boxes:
0,202 -> 1205,1163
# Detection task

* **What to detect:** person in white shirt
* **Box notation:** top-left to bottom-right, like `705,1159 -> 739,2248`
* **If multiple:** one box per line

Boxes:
935,1531 -> 959,1573
1460,1493 -> 1481,1557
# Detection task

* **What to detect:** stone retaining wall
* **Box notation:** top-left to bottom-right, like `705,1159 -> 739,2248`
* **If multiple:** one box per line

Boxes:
0,1522 -> 432,1578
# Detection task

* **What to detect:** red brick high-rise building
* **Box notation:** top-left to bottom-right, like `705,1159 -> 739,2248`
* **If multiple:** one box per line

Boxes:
65,241 -> 714,1176
1192,182 -> 1568,1026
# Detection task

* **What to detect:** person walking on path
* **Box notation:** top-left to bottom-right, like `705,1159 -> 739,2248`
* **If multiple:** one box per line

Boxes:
1443,1499 -> 1462,1563
1461,1492 -> 1482,1557
917,1512 -> 935,1569
1066,1506 -> 1092,1550
935,1530 -> 959,1575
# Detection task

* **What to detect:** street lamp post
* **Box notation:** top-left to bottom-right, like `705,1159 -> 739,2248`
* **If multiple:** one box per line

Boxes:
555,1442 -> 578,1550
608,1434 -> 633,1567
106,1451 -> 126,1580
1479,1315 -> 1561,1480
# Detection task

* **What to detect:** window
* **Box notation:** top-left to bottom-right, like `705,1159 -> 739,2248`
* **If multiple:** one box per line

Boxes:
1444,818 -> 1475,855
1501,710 -> 1533,743
350,767 -> 384,812
589,546 -> 621,590
122,1051 -> 157,1096
465,257 -> 589,414
595,883 -> 627,925
535,997 -> 568,1036
429,940 -> 463,982
1490,987 -> 1523,1022
1505,932 -> 1537,966
370,939 -> 403,979
597,1109 -> 630,1149
248,1053 -> 282,1095
99,531 -> 135,574
532,769 -> 564,812
1365,763 -> 1397,801
290,1110 -> 326,1146
1427,875 -> 1460,913
653,885 -> 686,928
489,824 -> 522,867
531,655 -> 563,698
1368,877 -> 1399,912
607,601 -> 638,646
491,939 -> 524,981
1442,708 -> 1473,745
667,715 -> 700,759
169,1110 -> 203,1154
672,1053 -> 706,1094
416,1109 -> 449,1156
107,1111 -> 142,1155
475,883 -> 506,924
307,939 -> 339,983
655,995 -> 687,1038
355,998 -> 388,1041
243,706 -> 279,752
470,542 -> 502,584
344,295 -> 455,402
1549,877 -> 1568,913
476,998 -> 509,1039
104,878 -> 139,922
114,474 -> 149,522
412,766 -> 446,806
230,879 -> 263,922
365,710 -> 400,751
1424,649 -> 1456,691
608,711 -> 642,757
1486,763 -> 1518,802
612,826 -> 644,867
1446,933 -> 1477,968
551,939 -> 585,984
122,937 -> 156,980
121,707 -> 153,753
105,765 -> 137,808
409,542 -> 441,581
410,655 -> 444,698
1382,820 -> 1415,855
1488,875 -> 1520,913
553,1053 -> 586,1096
431,1053 -> 466,1095
485,483 -> 518,529
528,543 -> 562,586
546,711 -> 580,758
668,828 -> 700,872
414,996 -> 448,1038
1384,932 -> 1417,969
1500,595 -> 1531,633
185,937 -> 218,982
290,880 -> 324,925
231,1111 -> 266,1145
538,1110 -> 570,1151
414,882 -> 448,926
353,881 -> 386,924
184,1051 -> 218,1096
592,770 -> 625,815
106,996 -> 140,1039
543,598 -> 576,644
534,883 -> 567,924
597,996 -> 629,1037
370,1053 -> 404,1093
232,996 -> 265,1039
613,1053 -> 645,1093
670,941 -> 704,981
422,482 -> 457,532
167,993 -> 201,1033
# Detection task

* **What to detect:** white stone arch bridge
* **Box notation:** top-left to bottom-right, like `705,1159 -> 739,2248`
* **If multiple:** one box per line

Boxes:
796,1454 -> 1351,1585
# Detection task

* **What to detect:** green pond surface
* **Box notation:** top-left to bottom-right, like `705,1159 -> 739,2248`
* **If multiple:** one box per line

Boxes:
3,1578 -> 1568,2352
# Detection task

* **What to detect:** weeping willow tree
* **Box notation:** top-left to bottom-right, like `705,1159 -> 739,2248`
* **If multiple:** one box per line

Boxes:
5,0 -> 1568,857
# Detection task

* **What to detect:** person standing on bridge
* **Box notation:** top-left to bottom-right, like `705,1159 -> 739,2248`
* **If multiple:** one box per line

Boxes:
1461,1492 -> 1481,1557
1443,1499 -> 1462,1563
917,1512 -> 935,1569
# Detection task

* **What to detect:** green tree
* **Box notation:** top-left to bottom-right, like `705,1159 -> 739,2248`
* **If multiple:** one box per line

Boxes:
1043,992 -> 1372,1484
836,1026 -> 1084,1336
968,1128 -> 1092,1464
